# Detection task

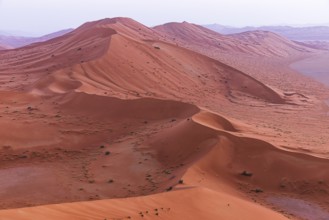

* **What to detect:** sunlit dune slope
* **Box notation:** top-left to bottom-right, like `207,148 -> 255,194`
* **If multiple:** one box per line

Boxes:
0,187 -> 289,220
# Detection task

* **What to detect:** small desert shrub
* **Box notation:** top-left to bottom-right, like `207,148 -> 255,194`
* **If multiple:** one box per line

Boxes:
166,186 -> 173,191
240,170 -> 253,177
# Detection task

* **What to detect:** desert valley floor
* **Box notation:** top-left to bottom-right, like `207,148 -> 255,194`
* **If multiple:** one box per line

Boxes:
0,18 -> 329,220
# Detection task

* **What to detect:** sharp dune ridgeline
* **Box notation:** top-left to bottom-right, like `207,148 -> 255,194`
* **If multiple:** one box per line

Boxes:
0,17 -> 329,220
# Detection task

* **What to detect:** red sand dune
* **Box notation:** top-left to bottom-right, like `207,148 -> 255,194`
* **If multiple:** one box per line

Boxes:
154,21 -> 329,98
0,17 -> 329,220
154,21 -> 314,57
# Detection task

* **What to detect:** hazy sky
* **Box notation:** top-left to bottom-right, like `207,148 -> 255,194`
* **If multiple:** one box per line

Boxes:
0,0 -> 329,36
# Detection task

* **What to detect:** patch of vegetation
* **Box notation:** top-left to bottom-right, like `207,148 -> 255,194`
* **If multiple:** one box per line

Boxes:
240,170 -> 253,177
251,188 -> 263,193
105,151 -> 111,155
166,186 -> 173,191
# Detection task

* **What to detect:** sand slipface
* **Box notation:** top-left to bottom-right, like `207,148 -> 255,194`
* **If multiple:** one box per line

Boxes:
0,17 -> 329,220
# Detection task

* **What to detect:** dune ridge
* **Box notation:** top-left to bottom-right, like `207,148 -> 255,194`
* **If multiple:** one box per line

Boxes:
154,21 -> 314,57
26,21 -> 285,104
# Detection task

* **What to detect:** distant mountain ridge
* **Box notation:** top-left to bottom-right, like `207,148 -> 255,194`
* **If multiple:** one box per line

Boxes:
0,29 -> 74,48
0,44 -> 10,50
204,24 -> 329,41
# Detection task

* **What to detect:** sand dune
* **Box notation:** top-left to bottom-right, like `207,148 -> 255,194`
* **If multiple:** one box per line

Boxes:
1,98 -> 329,218
153,20 -> 329,100
27,20 -> 285,104
154,21 -> 314,57
191,110 -> 329,199
1,17 -> 329,220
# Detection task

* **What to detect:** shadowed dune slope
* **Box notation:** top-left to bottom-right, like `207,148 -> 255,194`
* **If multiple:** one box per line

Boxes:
189,111 -> 329,196
60,92 -> 200,120
146,108 -> 329,204
1,99 -> 329,219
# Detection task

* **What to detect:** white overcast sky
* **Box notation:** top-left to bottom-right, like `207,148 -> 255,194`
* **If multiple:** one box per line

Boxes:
0,0 -> 329,36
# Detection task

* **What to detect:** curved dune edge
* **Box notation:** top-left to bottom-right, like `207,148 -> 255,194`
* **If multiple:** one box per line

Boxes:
190,109 -> 329,189
1,96 -> 328,219
146,107 -> 329,218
